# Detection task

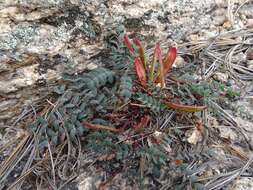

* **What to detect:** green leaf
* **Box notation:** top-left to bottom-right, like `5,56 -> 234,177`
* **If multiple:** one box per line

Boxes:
51,135 -> 58,145
47,128 -> 55,137
54,85 -> 66,94
77,112 -> 88,120
193,183 -> 205,190
70,128 -> 77,140
39,139 -> 48,149
71,95 -> 80,105
64,103 -> 75,108
71,108 -> 82,114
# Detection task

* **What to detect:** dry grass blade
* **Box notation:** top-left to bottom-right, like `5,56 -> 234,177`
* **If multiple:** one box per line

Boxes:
0,132 -> 22,155
6,158 -> 49,190
207,100 -> 237,126
159,111 -> 175,130
47,140 -> 56,187
234,0 -> 251,21
224,43 -> 252,83
0,132 -> 31,185
208,100 -> 252,150
13,142 -> 37,190
205,156 -> 253,190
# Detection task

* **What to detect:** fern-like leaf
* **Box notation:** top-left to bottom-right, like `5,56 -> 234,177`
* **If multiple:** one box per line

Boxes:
135,92 -> 164,113
119,75 -> 133,102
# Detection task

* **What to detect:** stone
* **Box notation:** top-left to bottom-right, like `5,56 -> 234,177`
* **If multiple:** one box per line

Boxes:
247,60 -> 253,70
218,125 -> 238,141
213,8 -> 226,16
173,56 -> 186,68
213,72 -> 229,83
213,15 -> 226,26
246,49 -> 253,60
0,81 -> 18,93
187,129 -> 202,145
0,65 -> 39,93
235,117 -> 253,133
214,0 -> 227,7
0,7 -> 19,18
230,178 -> 253,190
0,99 -> 18,111
223,20 -> 232,29
0,63 -> 9,73
78,177 -> 96,190
238,5 -> 253,19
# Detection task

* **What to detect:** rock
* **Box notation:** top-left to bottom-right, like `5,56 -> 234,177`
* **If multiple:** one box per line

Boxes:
230,178 -> 253,190
218,125 -> 238,141
210,147 -> 226,161
213,72 -> 229,83
0,63 -> 9,73
0,65 -> 40,93
247,19 -> 253,28
189,34 -> 199,41
173,56 -> 186,68
247,60 -> 253,70
78,177 -> 96,190
238,5 -> 253,19
77,169 -> 102,190
235,117 -> 253,133
223,20 -> 232,29
0,7 -> 19,18
2,0 -> 64,8
213,15 -> 226,26
213,8 -> 226,16
246,49 -> 253,60
214,0 -> 227,7
0,99 -> 18,112
234,52 -> 247,62
208,116 -> 219,127
187,129 -> 202,145
108,0 -> 167,17
0,81 -> 18,94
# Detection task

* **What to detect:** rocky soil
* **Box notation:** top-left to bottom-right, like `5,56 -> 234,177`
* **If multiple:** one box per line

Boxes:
0,0 -> 252,189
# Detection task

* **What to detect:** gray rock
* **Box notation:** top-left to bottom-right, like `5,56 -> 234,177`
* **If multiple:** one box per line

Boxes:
78,177 -> 96,190
213,15 -> 227,26
230,178 -> 253,190
0,99 -> 18,111
238,5 -> 253,19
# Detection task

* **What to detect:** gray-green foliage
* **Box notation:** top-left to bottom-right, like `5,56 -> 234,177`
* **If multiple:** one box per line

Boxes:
119,75 -> 133,102
110,44 -> 133,71
28,67 -> 116,149
107,29 -> 134,73
87,131 -> 117,154
28,64 -> 163,150
135,92 -> 164,113
87,131 -> 132,160
138,145 -> 167,177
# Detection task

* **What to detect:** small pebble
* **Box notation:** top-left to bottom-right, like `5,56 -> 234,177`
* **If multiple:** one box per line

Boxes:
247,60 -> 253,70
173,56 -> 185,68
213,15 -> 226,26
223,21 -> 232,29
247,19 -> 253,28
247,49 -> 253,60
213,72 -> 229,83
